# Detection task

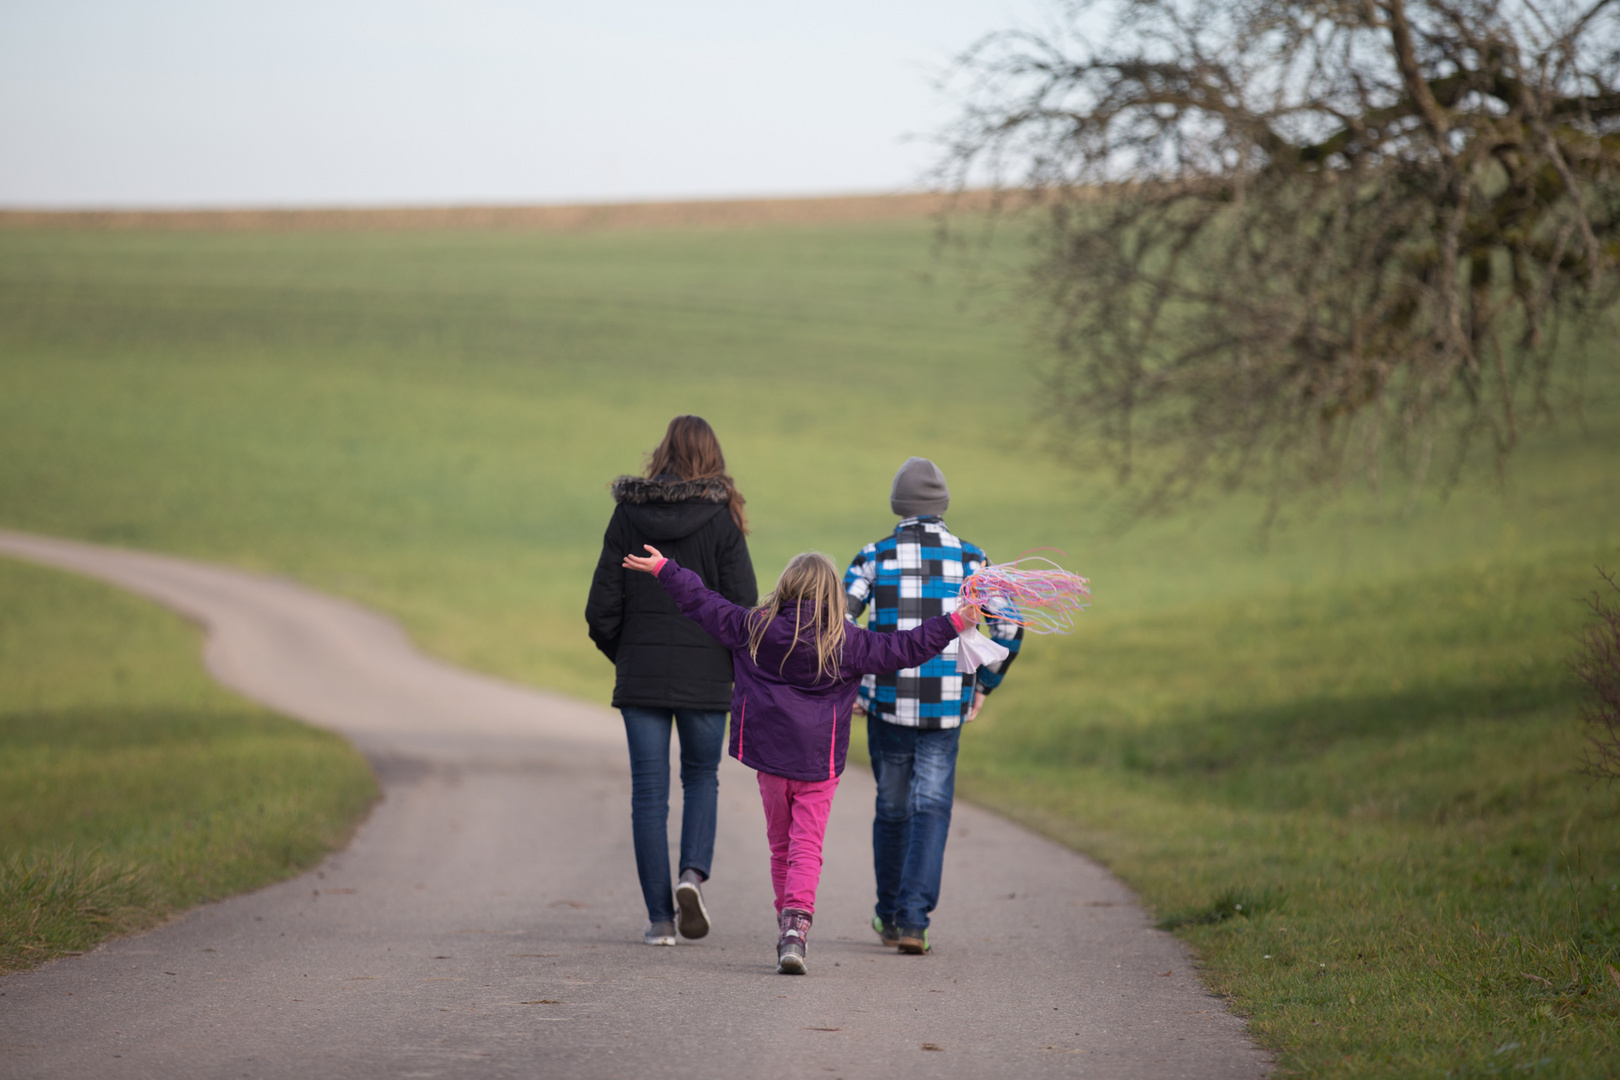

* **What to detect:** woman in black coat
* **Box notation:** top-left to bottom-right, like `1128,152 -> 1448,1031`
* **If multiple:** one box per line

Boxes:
585,415 -> 757,945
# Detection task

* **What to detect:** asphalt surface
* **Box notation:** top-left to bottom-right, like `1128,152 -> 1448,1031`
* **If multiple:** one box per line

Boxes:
0,529 -> 1270,1079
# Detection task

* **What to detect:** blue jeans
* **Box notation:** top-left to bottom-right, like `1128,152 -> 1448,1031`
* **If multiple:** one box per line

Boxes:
868,717 -> 960,933
621,707 -> 727,923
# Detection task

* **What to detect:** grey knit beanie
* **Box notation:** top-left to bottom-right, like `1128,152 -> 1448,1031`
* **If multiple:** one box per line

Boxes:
890,457 -> 950,517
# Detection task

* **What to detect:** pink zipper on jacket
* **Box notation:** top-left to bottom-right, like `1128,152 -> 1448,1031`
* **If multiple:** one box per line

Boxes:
828,708 -> 837,780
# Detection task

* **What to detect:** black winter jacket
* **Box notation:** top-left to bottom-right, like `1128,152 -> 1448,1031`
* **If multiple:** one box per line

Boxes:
585,475 -> 758,711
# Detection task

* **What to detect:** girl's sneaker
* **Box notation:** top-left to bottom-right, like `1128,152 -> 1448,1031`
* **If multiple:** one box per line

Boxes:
871,914 -> 900,947
896,928 -> 930,955
643,920 -> 677,946
777,909 -> 812,974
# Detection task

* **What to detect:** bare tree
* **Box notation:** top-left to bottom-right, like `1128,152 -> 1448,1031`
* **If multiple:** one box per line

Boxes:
945,1 -> 1620,512
1575,565 -> 1620,780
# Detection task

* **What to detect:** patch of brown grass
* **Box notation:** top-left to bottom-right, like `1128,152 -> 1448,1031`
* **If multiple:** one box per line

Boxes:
0,190 -> 1002,234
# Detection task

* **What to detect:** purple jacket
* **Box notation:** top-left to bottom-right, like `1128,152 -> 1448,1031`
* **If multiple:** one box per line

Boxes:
654,559 -> 961,781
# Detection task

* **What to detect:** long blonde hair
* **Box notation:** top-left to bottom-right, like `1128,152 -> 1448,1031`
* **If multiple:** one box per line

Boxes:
644,415 -> 749,534
747,553 -> 848,683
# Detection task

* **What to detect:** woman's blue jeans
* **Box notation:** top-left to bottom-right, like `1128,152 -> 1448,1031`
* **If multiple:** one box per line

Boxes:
620,707 -> 727,923
868,717 -> 961,933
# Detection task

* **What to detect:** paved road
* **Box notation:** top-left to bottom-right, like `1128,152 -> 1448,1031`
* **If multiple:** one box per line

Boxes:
0,529 -> 1269,1079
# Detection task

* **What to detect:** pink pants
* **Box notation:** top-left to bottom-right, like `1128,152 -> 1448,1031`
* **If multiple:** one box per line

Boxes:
756,772 -> 840,916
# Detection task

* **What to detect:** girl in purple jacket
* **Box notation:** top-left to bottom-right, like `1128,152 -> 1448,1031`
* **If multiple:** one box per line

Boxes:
623,543 -> 974,974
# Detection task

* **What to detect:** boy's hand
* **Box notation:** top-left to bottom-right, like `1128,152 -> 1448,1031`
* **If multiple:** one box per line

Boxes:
965,690 -> 986,722
623,544 -> 665,574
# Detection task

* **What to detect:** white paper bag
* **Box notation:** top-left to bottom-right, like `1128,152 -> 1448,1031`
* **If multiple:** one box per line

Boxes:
955,626 -> 1010,674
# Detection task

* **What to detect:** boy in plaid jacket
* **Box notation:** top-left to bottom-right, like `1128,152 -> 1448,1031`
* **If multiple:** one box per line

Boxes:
843,457 -> 1022,953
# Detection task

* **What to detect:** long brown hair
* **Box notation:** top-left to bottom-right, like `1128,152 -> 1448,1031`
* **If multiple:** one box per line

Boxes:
746,553 -> 848,683
645,415 -> 748,534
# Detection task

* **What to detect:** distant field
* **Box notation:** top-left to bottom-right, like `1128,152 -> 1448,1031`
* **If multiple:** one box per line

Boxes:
0,190 -> 982,233
0,217 -> 1616,1075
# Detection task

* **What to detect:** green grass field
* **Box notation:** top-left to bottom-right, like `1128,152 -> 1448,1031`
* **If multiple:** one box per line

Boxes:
0,556 -> 377,973
1,219 -> 1616,1074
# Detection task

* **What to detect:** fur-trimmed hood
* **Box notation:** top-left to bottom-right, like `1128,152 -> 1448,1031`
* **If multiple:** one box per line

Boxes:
610,474 -> 731,542
611,475 -> 731,506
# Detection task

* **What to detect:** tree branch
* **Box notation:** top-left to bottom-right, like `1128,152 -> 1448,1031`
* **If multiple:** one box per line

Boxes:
1383,0 -> 1452,146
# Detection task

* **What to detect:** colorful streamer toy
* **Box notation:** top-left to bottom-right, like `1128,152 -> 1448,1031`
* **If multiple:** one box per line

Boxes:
957,551 -> 1093,634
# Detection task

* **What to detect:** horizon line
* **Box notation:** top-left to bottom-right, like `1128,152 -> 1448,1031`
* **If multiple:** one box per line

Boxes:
0,188 -> 1014,233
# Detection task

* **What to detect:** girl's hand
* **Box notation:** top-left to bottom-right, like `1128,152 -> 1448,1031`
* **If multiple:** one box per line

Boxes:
953,603 -> 982,630
623,544 -> 666,574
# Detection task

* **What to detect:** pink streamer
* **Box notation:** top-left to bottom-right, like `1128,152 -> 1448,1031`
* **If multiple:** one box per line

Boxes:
958,550 -> 1092,635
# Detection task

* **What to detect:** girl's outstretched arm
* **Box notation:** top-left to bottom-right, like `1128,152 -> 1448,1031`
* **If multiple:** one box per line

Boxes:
843,607 -> 975,677
624,545 -> 752,651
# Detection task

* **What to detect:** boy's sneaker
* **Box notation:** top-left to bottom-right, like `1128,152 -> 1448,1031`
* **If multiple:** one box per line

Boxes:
674,869 -> 710,940
871,914 -> 900,947
777,908 -> 812,974
643,920 -> 677,946
896,928 -> 930,955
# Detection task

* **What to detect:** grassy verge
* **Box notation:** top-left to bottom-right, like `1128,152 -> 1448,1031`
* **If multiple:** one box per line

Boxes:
0,558 -> 378,974
958,554 -> 1620,1077
0,221 -> 1616,1071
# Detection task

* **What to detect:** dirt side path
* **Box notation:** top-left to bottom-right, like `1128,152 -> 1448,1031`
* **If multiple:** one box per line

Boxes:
0,529 -> 1269,1080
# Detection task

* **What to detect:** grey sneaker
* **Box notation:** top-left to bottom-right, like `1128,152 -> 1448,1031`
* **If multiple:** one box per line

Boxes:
777,908 -> 811,974
675,869 -> 710,940
872,914 -> 900,947
897,927 -> 930,955
643,920 -> 677,946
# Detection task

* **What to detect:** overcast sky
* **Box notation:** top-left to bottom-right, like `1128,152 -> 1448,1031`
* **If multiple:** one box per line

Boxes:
0,0 -> 1054,208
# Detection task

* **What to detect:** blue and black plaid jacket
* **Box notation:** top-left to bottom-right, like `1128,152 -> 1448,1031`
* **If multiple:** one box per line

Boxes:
843,516 -> 1023,730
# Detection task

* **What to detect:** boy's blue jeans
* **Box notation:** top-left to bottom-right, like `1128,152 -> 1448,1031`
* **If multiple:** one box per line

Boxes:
867,716 -> 961,933
620,707 -> 726,924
